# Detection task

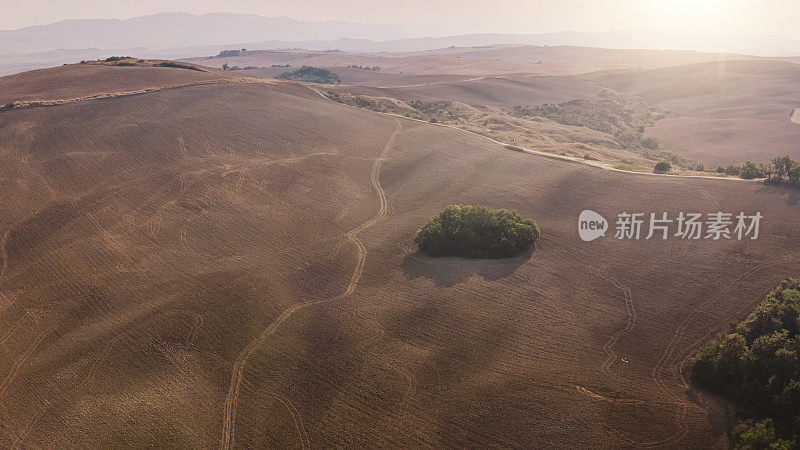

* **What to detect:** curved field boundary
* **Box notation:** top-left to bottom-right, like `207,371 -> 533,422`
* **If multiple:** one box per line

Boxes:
304,84 -> 758,183
0,77 -> 274,113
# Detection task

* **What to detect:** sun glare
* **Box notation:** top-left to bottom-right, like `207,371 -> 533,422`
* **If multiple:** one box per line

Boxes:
654,0 -> 724,32
661,0 -> 719,15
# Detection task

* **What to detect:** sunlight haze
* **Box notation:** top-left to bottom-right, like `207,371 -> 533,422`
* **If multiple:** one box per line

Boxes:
1,0 -> 798,41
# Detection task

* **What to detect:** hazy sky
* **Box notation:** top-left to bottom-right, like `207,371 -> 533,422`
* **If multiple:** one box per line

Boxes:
2,0 -> 799,40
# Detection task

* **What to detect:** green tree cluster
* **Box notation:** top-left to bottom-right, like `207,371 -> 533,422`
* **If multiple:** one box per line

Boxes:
654,161 -> 671,173
692,279 -> 800,448
720,162 -> 768,179
721,157 -> 800,182
348,64 -> 381,71
768,156 -> 800,185
276,66 -> 341,84
415,205 -> 539,258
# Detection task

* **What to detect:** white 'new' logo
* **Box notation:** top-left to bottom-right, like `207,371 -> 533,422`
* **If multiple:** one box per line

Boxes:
579,210 -> 608,242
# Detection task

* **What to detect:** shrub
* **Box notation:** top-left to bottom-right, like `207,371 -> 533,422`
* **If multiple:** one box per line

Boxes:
415,205 -> 539,258
641,137 -> 660,150
733,419 -> 795,449
726,165 -> 742,176
510,97 -> 659,136
740,161 -> 767,179
654,161 -> 671,173
790,162 -> 800,184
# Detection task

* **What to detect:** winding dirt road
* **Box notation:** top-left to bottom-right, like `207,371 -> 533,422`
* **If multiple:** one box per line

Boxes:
219,120 -> 401,450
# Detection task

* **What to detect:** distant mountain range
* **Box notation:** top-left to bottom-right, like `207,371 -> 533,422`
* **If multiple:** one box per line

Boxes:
0,12 -> 798,76
0,13 -> 428,54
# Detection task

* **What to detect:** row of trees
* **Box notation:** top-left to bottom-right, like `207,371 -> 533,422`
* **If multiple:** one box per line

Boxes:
767,156 -> 800,184
706,156 -> 800,182
348,65 -> 381,71
222,64 -> 259,71
691,279 -> 800,448
715,161 -> 769,179
217,49 -> 246,57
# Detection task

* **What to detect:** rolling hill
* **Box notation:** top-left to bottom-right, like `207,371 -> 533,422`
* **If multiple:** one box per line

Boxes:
1,63 -> 799,448
0,60 -> 232,106
189,45 -> 770,78
588,59 -> 800,165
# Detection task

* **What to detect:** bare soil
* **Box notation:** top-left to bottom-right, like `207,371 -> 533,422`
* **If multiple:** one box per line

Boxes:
1,63 -> 798,448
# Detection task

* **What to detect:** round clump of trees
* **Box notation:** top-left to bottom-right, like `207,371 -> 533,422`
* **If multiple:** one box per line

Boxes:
415,205 -> 540,258
654,161 -> 671,174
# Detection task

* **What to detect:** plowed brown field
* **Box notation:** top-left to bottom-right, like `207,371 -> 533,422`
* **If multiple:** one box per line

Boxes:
1,65 -> 799,448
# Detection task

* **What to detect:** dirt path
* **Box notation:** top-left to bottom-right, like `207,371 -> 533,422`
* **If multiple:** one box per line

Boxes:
0,77 -> 273,112
219,120 -> 401,450
304,85 -> 755,184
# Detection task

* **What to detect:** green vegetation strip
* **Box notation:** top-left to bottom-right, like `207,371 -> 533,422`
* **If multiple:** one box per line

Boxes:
613,163 -> 650,173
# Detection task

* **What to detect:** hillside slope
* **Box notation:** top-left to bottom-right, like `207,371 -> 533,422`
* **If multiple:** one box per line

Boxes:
0,60 -> 230,105
0,65 -> 799,448
189,45 -> 769,79
588,60 -> 800,165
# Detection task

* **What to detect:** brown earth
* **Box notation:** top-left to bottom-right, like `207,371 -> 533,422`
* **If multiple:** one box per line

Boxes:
1,64 -> 799,448
190,46 -> 800,167
587,60 -> 800,165
0,61 -> 230,106
408,44 -> 766,70
321,78 -> 694,173
187,45 -> 768,78
242,66 -> 475,88
329,73 -> 604,108
314,56 -> 800,168
189,50 -> 541,77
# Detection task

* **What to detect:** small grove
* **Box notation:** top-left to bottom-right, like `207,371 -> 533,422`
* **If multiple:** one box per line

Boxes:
765,156 -> 800,185
415,205 -> 540,258
691,278 -> 800,448
276,66 -> 341,84
702,156 -> 800,183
